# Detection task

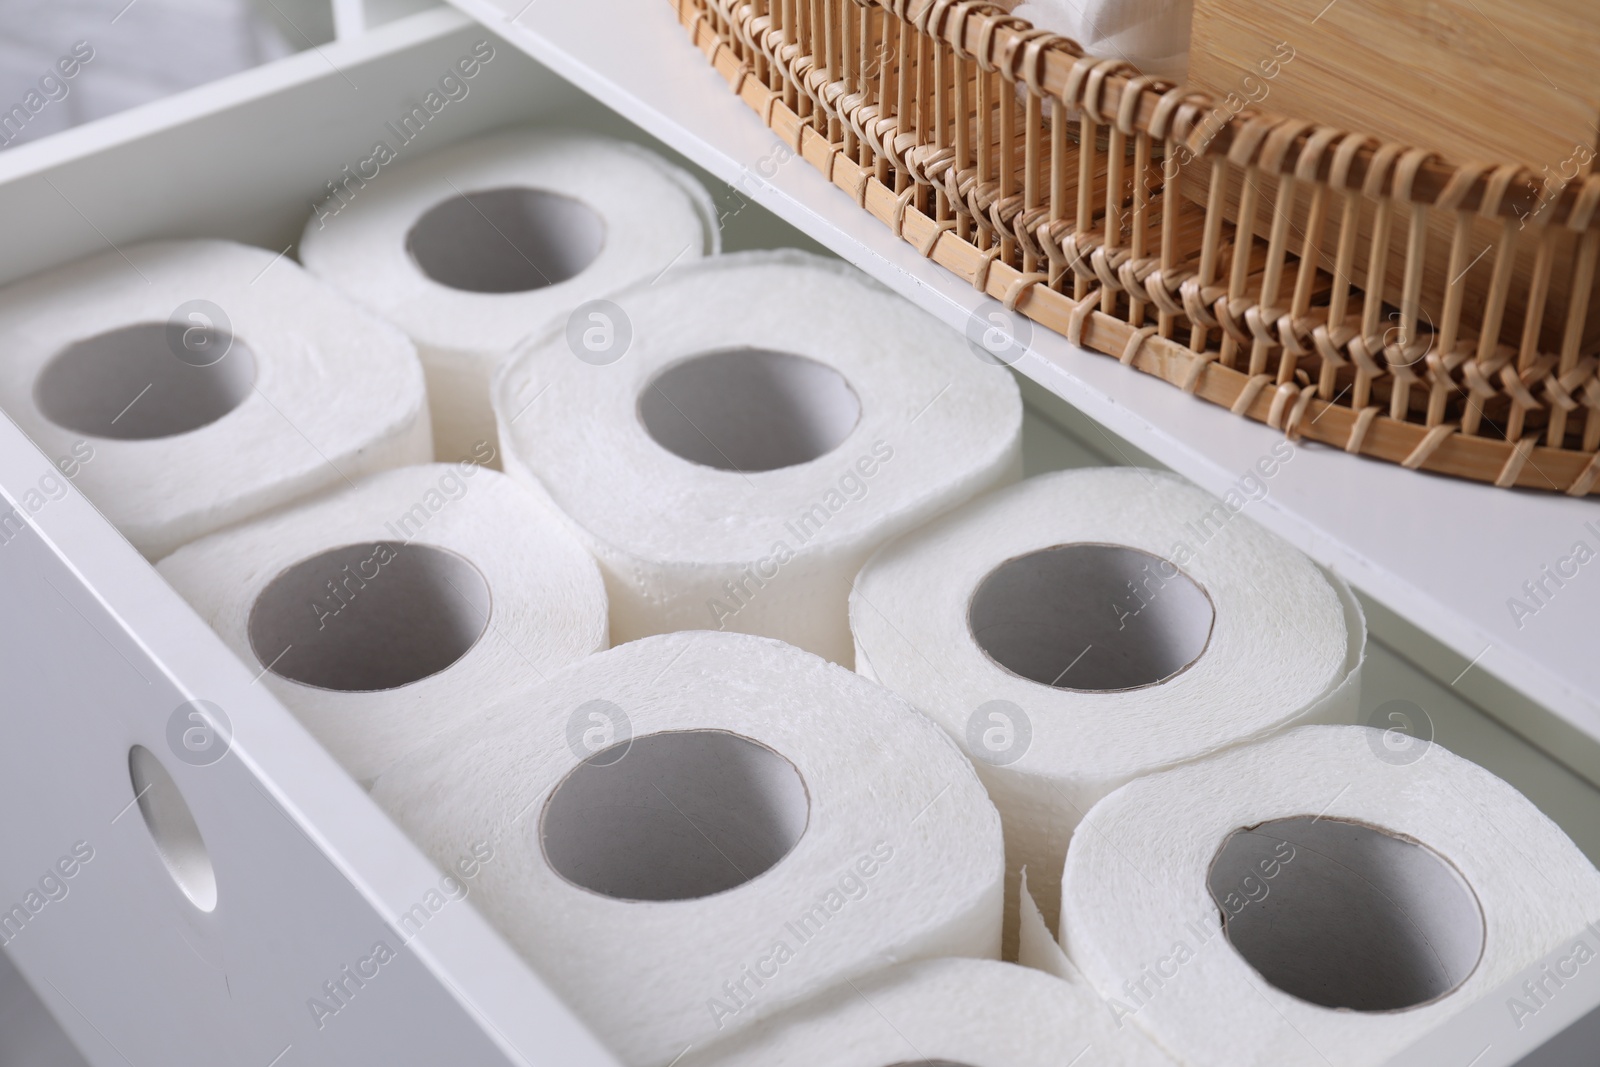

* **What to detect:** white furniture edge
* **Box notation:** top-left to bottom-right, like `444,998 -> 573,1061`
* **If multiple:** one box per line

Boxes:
0,10 -> 620,1066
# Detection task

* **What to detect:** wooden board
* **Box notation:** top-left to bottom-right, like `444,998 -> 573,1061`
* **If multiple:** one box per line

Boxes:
1186,0 -> 1600,355
1181,161 -> 1599,357
1188,0 -> 1600,173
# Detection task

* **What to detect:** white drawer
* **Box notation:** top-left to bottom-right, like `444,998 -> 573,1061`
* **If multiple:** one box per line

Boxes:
0,7 -> 1595,1066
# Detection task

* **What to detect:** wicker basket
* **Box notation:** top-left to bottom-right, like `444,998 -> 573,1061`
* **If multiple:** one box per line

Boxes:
670,0 -> 1600,494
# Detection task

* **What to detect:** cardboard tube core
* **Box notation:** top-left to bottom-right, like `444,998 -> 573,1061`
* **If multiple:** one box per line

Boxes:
639,348 -> 861,472
36,322 -> 256,440
1209,816 -> 1485,1011
248,541 -> 490,692
542,729 -> 810,901
407,187 -> 605,293
968,543 -> 1214,691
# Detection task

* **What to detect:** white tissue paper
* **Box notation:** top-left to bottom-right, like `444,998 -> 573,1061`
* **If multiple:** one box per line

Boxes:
299,127 -> 719,462
850,466 -> 1364,949
371,630 -> 1005,1067
1009,0 -> 1195,82
0,239 -> 430,559
492,250 -> 1023,665
680,956 -> 1178,1067
157,462 -> 607,783
1059,724 -> 1600,1067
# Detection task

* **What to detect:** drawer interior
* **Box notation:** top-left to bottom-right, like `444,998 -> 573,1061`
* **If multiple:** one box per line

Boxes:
1,8 -> 1596,1066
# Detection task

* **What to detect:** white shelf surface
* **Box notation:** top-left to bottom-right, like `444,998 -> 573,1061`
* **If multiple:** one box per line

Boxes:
453,0 -> 1600,758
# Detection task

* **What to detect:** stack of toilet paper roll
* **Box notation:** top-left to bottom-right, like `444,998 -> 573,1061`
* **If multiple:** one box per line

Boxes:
1051,724 -> 1600,1067
158,463 -> 608,784
6,93 -> 1592,1067
300,127 -> 719,463
680,957 -> 1177,1066
491,250 -> 1024,665
371,630 -> 1005,1067
0,239 -> 430,559
850,466 -> 1365,950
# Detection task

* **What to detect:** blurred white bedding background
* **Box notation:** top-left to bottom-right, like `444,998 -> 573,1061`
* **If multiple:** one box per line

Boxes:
0,0 -> 331,151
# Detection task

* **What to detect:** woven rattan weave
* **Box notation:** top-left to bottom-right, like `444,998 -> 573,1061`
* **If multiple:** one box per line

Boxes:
672,0 -> 1600,493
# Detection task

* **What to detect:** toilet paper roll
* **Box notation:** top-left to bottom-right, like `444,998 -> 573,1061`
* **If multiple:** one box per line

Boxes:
850,466 -> 1364,948
157,462 -> 607,782
299,127 -> 719,463
0,239 -> 430,559
371,629 -> 1005,1067
1058,724 -> 1600,1067
680,957 -> 1177,1067
1007,0 -> 1195,82
491,250 -> 1024,665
